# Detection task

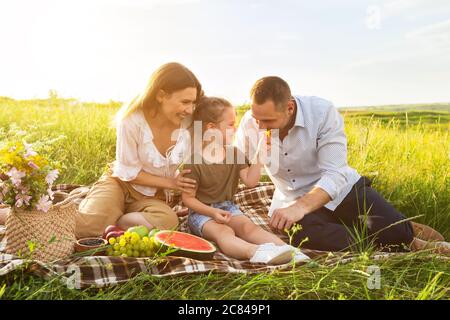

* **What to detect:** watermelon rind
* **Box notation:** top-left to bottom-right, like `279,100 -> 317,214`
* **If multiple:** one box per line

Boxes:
153,230 -> 216,260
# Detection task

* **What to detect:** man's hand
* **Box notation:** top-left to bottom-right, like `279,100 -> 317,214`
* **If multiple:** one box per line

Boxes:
270,187 -> 331,231
269,203 -> 306,231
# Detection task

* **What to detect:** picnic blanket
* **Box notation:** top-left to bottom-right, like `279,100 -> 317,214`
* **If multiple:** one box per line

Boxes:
0,182 -> 396,289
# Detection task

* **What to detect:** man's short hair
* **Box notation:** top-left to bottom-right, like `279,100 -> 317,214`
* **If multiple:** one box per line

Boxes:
250,76 -> 291,110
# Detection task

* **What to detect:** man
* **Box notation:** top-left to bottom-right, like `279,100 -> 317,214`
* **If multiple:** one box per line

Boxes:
236,76 -> 445,252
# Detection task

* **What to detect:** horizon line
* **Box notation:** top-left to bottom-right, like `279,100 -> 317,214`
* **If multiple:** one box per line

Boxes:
1,94 -> 449,110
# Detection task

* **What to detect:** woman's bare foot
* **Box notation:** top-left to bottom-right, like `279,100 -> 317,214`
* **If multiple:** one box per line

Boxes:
117,212 -> 154,231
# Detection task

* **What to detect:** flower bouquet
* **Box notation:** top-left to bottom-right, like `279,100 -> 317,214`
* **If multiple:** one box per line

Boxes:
0,133 -> 77,262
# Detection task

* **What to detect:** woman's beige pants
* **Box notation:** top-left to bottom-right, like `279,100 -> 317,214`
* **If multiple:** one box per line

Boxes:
75,169 -> 178,239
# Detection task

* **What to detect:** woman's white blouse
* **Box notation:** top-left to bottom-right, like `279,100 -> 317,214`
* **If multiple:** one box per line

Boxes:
111,108 -> 189,197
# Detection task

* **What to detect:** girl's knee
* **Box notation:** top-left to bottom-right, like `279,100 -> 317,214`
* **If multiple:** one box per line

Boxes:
233,218 -> 259,237
202,222 -> 235,241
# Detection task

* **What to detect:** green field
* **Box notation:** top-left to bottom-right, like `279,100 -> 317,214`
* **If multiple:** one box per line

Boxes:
1,97 -> 449,300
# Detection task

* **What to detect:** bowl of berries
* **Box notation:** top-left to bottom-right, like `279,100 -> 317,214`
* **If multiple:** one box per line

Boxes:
74,237 -> 108,255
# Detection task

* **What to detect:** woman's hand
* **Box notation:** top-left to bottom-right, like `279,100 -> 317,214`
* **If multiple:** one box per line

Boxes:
213,209 -> 232,224
171,169 -> 197,193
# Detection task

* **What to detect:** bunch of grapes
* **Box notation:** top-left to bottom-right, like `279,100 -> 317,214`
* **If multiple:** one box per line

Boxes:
106,231 -> 156,258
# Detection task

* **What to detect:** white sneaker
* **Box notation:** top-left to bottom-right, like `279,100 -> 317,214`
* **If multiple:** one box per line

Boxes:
250,243 -> 294,265
284,245 -> 311,263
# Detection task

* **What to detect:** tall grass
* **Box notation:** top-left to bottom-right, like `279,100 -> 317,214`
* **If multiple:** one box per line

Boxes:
0,97 -> 119,184
345,117 -> 449,237
1,251 -> 448,300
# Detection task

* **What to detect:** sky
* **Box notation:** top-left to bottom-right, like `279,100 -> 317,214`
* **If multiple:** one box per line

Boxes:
1,0 -> 450,107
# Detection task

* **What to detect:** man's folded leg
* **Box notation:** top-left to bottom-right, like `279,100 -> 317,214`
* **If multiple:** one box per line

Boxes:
291,208 -> 355,252
333,177 -> 414,252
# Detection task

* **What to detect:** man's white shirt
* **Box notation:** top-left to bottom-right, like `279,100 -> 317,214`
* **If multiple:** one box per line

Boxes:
235,95 -> 361,216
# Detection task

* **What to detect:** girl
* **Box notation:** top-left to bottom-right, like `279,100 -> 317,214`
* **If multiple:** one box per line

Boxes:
182,97 -> 310,265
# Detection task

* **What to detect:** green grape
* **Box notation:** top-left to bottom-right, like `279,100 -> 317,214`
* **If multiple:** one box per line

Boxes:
148,241 -> 156,251
113,243 -> 120,251
126,249 -> 133,257
106,248 -> 114,256
120,246 -> 127,253
119,238 -> 127,247
132,250 -> 140,257
121,253 -> 128,258
131,232 -> 140,240
113,250 -> 121,256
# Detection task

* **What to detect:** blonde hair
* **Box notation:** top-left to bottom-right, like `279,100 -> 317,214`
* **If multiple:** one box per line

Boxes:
113,62 -> 203,126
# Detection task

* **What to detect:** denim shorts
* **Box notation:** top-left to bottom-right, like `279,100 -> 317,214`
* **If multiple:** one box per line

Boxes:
187,200 -> 244,237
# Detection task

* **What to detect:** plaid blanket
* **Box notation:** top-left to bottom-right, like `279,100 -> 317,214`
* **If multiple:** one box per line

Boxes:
0,182 -> 395,289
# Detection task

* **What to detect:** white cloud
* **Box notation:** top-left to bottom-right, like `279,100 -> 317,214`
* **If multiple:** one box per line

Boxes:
344,19 -> 450,70
365,0 -> 450,30
104,0 -> 201,9
382,0 -> 450,16
279,34 -> 300,41
406,19 -> 450,52
342,51 -> 417,70
406,19 -> 450,37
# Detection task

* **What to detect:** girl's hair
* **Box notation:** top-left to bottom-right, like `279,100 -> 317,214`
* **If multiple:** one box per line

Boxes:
113,62 -> 203,125
191,96 -> 233,130
188,96 -> 234,156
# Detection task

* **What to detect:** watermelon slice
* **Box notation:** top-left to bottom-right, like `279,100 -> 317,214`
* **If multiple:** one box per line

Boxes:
153,230 -> 216,260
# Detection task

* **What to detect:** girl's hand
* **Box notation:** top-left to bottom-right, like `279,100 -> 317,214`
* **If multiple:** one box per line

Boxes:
173,205 -> 189,217
213,209 -> 232,224
252,130 -> 272,165
172,169 -> 197,193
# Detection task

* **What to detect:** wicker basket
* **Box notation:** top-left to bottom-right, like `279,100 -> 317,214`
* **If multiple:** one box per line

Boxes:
4,193 -> 81,262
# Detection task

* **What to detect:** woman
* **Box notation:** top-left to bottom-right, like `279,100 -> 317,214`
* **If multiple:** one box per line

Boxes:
75,62 -> 201,238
